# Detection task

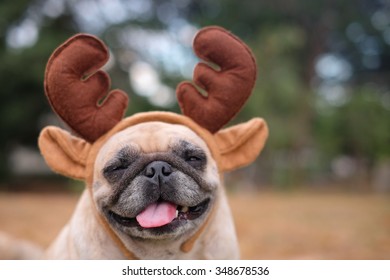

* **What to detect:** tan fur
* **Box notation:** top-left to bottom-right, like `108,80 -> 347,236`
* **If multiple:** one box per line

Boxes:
0,232 -> 43,260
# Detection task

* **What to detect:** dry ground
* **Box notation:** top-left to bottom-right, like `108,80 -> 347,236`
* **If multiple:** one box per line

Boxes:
0,190 -> 389,259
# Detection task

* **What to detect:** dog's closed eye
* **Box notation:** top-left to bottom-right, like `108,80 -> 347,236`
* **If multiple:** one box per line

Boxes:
171,140 -> 208,171
103,160 -> 129,182
187,156 -> 202,162
184,152 -> 205,167
105,160 -> 129,172
103,146 -> 139,180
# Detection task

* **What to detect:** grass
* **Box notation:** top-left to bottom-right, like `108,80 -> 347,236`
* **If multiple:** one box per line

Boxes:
0,190 -> 389,259
231,191 -> 390,259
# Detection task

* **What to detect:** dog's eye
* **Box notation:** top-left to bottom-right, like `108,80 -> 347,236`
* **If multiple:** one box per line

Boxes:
102,147 -> 139,182
109,158 -> 131,171
187,156 -> 201,162
110,164 -> 128,172
185,154 -> 204,163
184,152 -> 206,170
103,161 -> 129,179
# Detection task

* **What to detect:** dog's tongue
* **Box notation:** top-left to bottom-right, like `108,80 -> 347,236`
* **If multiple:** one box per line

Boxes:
136,202 -> 176,228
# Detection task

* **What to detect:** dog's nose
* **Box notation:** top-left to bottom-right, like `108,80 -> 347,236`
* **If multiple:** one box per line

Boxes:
144,161 -> 172,183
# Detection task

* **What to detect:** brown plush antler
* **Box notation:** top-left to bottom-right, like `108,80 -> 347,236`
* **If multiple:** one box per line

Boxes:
176,27 -> 257,133
45,34 -> 129,142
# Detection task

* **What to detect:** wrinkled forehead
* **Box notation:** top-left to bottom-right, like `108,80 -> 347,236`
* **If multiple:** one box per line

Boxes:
97,121 -> 210,161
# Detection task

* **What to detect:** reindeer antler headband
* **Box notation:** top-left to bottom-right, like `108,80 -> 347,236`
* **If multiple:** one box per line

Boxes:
44,26 -> 256,141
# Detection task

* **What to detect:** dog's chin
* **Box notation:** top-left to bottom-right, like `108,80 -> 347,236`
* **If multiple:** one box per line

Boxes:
105,198 -> 211,240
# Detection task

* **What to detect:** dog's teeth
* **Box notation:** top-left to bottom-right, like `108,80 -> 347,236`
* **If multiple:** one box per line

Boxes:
175,210 -> 179,218
181,206 -> 189,213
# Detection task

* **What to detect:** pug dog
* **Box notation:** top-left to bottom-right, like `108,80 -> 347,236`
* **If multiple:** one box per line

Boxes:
13,26 -> 268,259
42,120 -> 255,259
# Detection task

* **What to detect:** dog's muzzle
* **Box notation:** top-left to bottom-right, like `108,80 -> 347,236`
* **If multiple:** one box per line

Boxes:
109,160 -> 210,230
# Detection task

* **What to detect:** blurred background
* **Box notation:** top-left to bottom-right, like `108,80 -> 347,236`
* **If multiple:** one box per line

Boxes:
0,0 -> 389,259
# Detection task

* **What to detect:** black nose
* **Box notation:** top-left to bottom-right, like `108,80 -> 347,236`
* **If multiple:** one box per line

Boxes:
144,161 -> 172,184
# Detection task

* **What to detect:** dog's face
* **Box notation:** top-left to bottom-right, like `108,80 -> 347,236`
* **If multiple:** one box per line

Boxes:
92,122 -> 220,241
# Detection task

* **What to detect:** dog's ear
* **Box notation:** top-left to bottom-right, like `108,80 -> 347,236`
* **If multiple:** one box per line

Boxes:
38,126 -> 91,180
214,118 -> 268,172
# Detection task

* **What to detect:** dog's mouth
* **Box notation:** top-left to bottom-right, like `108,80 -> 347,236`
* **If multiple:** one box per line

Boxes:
109,198 -> 210,230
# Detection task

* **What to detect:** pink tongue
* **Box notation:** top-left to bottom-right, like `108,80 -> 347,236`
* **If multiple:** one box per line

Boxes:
136,202 -> 177,228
